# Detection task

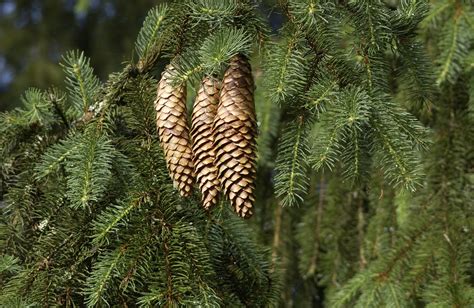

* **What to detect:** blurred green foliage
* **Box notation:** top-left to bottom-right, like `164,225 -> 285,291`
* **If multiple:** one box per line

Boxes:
0,0 -> 160,111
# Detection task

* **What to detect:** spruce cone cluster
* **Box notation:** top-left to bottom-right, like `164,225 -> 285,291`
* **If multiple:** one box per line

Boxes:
155,55 -> 257,218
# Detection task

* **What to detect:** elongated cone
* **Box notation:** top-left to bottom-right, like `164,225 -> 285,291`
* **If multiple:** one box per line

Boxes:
213,55 -> 257,218
191,77 -> 221,209
155,65 -> 194,197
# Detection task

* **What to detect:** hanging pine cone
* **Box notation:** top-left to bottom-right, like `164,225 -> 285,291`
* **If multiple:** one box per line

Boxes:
191,77 -> 221,210
155,65 -> 194,197
213,55 -> 257,218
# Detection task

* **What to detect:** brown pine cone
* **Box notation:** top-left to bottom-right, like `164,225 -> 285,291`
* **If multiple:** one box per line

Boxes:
191,77 -> 221,210
155,65 -> 194,197
213,55 -> 257,218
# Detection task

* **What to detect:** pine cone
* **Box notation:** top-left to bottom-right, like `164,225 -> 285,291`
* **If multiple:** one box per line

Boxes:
191,77 -> 221,209
213,55 -> 257,218
155,65 -> 194,197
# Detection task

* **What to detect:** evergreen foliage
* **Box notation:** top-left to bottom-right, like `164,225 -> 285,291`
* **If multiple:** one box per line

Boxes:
0,0 -> 473,307
61,51 -> 102,117
0,1 -> 279,306
262,0 -> 473,306
274,117 -> 312,207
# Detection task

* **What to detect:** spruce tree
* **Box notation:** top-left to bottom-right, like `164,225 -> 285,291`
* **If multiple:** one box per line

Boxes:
0,0 -> 473,307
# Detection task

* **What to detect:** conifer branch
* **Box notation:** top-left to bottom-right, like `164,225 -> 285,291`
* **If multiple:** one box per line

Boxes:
135,5 -> 169,61
437,11 -> 461,84
85,246 -> 127,307
66,133 -> 115,208
274,116 -> 311,206
356,195 -> 367,270
305,176 -> 325,278
271,205 -> 283,266
61,51 -> 101,117
49,92 -> 70,128
34,135 -> 80,180
91,194 -> 146,246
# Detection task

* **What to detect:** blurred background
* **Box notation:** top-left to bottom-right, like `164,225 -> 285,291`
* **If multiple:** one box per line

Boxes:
0,0 -> 279,111
0,0 -> 158,111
